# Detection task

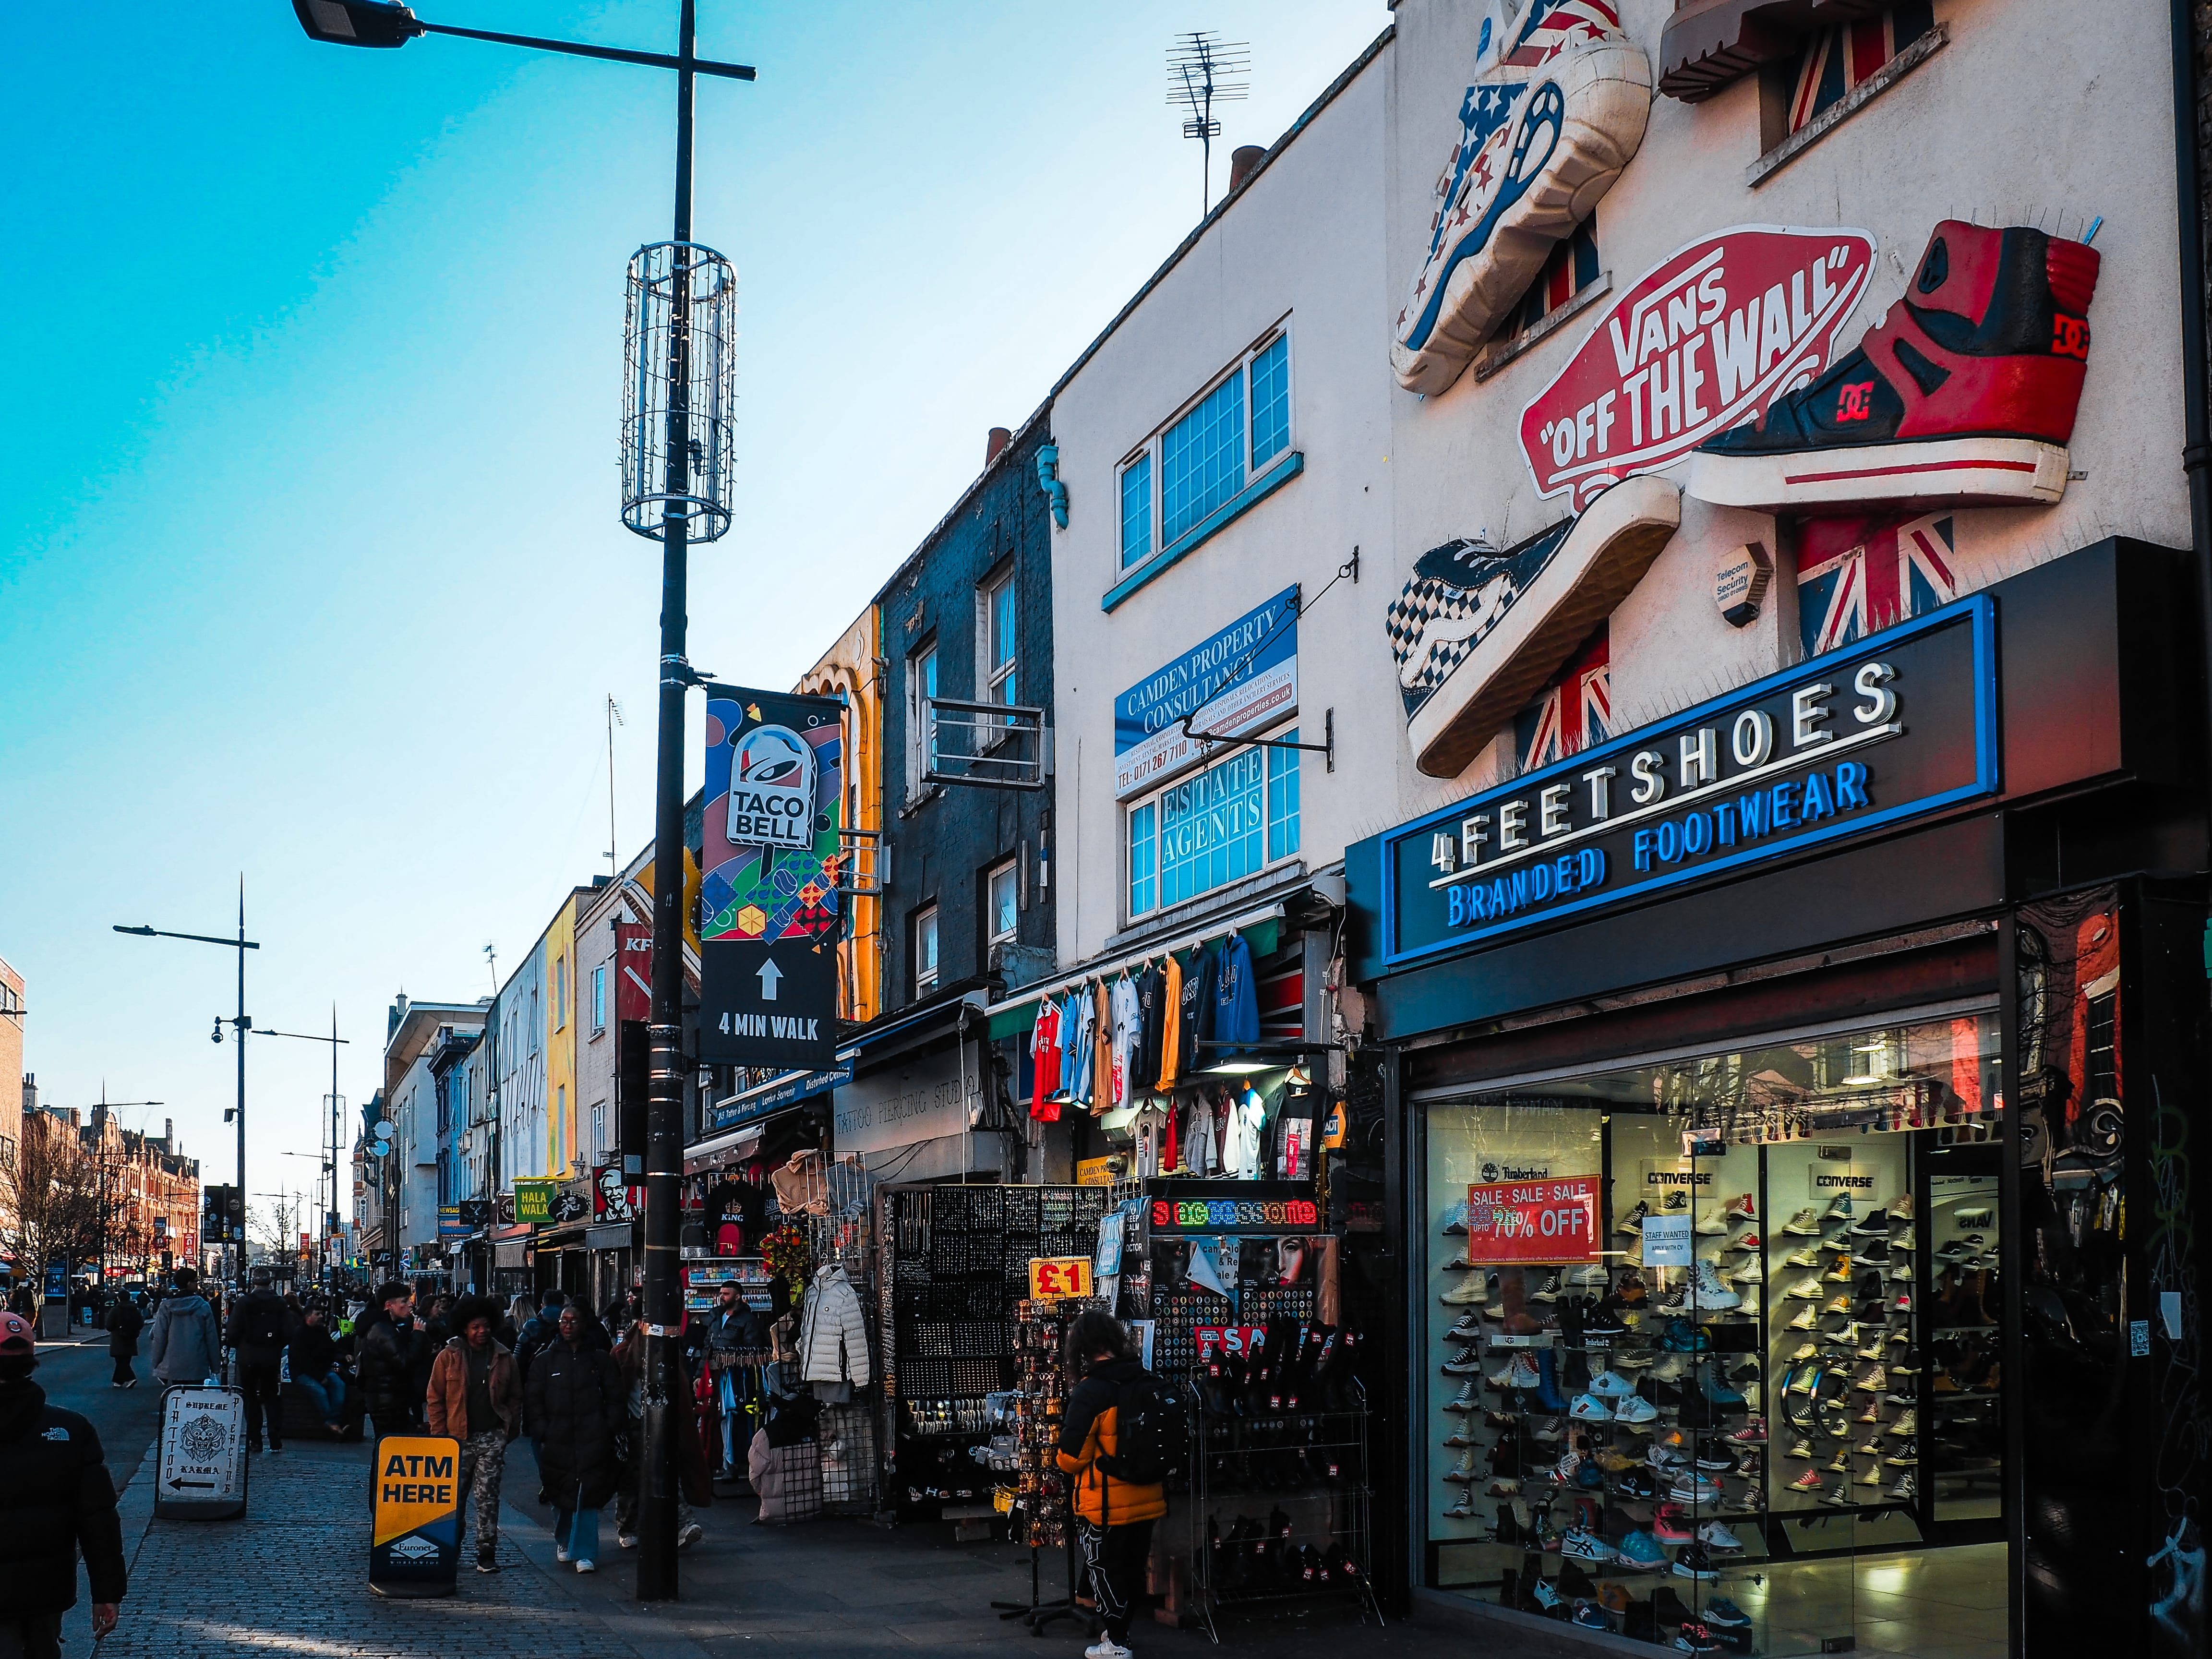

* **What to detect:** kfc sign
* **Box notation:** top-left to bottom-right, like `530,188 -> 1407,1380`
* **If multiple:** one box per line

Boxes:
1521,226 -> 1875,507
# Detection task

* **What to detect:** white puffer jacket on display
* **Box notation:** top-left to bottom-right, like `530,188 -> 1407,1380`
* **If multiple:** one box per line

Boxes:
798,1263 -> 871,1387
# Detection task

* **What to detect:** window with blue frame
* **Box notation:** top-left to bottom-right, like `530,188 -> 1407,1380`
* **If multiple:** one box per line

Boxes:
1118,327 -> 1292,571
1127,727 -> 1300,919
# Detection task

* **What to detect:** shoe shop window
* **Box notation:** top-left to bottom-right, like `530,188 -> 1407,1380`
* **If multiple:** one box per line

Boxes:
1419,1010 -> 2007,1658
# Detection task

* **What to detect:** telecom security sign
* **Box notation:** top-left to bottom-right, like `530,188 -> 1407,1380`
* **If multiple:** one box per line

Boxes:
700,685 -> 844,1068
1377,598 -> 1996,967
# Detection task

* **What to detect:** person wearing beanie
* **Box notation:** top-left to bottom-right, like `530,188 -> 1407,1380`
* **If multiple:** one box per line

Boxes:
0,1310 -> 128,1655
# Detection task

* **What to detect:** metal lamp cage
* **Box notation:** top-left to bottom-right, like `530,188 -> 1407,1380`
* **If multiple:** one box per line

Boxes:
621,241 -> 738,542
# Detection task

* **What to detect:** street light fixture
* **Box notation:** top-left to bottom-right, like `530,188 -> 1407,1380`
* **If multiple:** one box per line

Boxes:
114,880 -> 257,1292
293,2 -> 753,1601
255,1012 -> 349,1291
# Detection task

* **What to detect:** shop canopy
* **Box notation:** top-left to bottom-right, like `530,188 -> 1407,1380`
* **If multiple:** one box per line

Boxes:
981,904 -> 1284,1040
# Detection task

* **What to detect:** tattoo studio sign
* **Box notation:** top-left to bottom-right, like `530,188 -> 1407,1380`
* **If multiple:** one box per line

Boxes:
1520,226 -> 1875,508
1376,598 -> 1997,967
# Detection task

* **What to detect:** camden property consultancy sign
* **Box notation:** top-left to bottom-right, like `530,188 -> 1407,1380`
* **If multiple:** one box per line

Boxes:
1375,597 -> 1996,968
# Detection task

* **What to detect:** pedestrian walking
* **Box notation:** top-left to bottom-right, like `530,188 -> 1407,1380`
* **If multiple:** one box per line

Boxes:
289,1307 -> 348,1437
523,1304 -> 624,1574
1056,1311 -> 1169,1659
0,1310 -> 127,1657
358,1281 -> 428,1441
426,1297 -> 521,1575
612,1319 -> 706,1551
145,1268 -> 223,1390
226,1265 -> 293,1454
106,1293 -> 144,1388
512,1289 -> 566,1390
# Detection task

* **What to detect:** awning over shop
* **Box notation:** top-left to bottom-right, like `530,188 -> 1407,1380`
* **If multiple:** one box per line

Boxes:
685,1123 -> 765,1174
703,1062 -> 850,1138
586,1223 -> 633,1250
982,903 -> 1286,1039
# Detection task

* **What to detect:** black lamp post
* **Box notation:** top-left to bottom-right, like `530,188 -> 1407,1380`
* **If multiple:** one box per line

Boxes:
257,1012 -> 350,1290
293,0 -> 753,1601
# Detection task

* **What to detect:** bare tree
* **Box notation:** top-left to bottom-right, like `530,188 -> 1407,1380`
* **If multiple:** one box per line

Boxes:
249,1192 -> 308,1275
0,1115 -> 101,1307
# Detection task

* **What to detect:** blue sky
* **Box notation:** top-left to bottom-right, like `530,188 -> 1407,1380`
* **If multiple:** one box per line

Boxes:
0,1 -> 1388,1235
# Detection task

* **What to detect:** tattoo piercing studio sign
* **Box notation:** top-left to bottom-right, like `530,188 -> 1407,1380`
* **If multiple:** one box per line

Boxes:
1520,226 -> 1875,508
1377,599 -> 1996,968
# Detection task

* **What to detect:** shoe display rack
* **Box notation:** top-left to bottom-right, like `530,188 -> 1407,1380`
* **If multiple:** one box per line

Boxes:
1925,1170 -> 2002,1515
1186,1355 -> 1384,1645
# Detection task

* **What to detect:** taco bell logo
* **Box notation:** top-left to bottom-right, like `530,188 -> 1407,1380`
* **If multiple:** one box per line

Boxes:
727,725 -> 817,850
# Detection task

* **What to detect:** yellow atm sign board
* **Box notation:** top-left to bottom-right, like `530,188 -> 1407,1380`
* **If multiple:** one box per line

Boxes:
369,1435 -> 461,1596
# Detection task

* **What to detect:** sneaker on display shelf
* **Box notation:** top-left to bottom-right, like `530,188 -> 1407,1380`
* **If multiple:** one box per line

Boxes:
1729,1256 -> 1765,1286
1824,1450 -> 1851,1473
1784,1276 -> 1825,1300
1783,1208 -> 1824,1236
1823,1194 -> 1855,1221
1787,1305 -> 1818,1331
1617,1528 -> 1669,1570
1694,1208 -> 1730,1237
1783,1243 -> 1823,1268
1444,1382 -> 1479,1414
1085,1641 -> 1134,1659
1690,1261 -> 1741,1310
1444,1427 -> 1477,1448
1788,1468 -> 1826,1492
1851,1206 -> 1892,1237
1442,1493 -> 1476,1519
1819,1481 -> 1858,1507
1570,1393 -> 1614,1423
1726,1418 -> 1767,1444
1614,1395 -> 1660,1425
1854,1435 -> 1883,1457
1853,1402 -> 1881,1426
1824,1255 -> 1856,1282
1887,1471 -> 1919,1502
1704,1598 -> 1752,1631
1573,1601 -> 1611,1631
1731,1484 -> 1765,1514
1443,1250 -> 1478,1271
1447,1312 -> 1482,1339
1567,1263 -> 1611,1290
1854,1366 -> 1888,1394
1584,1302 -> 1630,1339
1672,1542 -> 1720,1582
1443,1349 -> 1484,1376
1652,1502 -> 1695,1545
1856,1462 -> 1884,1486
1589,1369 -> 1639,1399
1618,1201 -> 1652,1234
1441,1277 -> 1487,1306
1823,1294 -> 1854,1316
1443,1450 -> 1480,1484
1696,1519 -> 1744,1552
1891,1193 -> 1917,1223
1892,1348 -> 1922,1376
1614,1468 -> 1659,1502
1488,1479 -> 1524,1496
1888,1408 -> 1918,1436
1615,1348 -> 1656,1370
1594,1446 -> 1641,1475
1530,1272 -> 1563,1303
1670,1471 -> 1725,1505
1724,1193 -> 1757,1222
1856,1337 -> 1886,1362
1885,1439 -> 1920,1466
1508,1352 -> 1544,1389
1561,1527 -> 1618,1565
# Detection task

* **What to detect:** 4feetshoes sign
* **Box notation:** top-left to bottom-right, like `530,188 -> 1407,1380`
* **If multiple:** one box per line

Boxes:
369,1435 -> 461,1597
699,685 -> 844,1069
1464,1176 -> 1601,1264
1377,597 -> 1997,968
1520,226 -> 1875,508
1115,587 -> 1298,799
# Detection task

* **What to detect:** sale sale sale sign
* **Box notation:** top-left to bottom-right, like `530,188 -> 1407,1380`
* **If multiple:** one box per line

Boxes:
1464,1176 -> 1602,1264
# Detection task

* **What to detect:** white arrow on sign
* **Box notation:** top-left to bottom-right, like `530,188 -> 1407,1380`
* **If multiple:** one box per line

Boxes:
757,957 -> 782,1001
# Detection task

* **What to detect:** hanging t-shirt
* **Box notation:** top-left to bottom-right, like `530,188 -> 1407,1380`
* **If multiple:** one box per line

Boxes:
1276,1090 -> 1316,1178
1135,964 -> 1168,1090
1157,954 -> 1186,1090
1214,934 -> 1260,1048
1110,975 -> 1142,1111
1178,943 -> 1217,1077
1062,989 -> 1095,1106
1187,1091 -> 1219,1176
1094,980 -> 1115,1116
1223,1085 -> 1266,1178
1029,998 -> 1062,1119
1162,1099 -> 1180,1172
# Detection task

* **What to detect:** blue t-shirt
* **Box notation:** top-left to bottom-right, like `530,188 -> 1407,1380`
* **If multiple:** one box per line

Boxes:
1213,934 -> 1259,1047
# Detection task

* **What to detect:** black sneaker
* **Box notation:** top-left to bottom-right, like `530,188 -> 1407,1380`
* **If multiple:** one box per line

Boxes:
476,1553 -> 500,1575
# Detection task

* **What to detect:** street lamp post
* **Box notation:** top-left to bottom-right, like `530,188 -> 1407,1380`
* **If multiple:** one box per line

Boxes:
294,1 -> 753,1600
256,1011 -> 349,1289
115,881 -> 258,1289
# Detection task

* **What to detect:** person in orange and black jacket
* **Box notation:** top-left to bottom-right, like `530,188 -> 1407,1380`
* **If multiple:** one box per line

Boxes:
1055,1311 -> 1166,1659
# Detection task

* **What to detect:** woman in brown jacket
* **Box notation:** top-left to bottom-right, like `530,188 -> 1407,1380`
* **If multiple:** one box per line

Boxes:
1056,1312 -> 1166,1659
425,1297 -> 520,1573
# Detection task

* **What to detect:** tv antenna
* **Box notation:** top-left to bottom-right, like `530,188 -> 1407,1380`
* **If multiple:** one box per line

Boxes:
1167,31 -> 1249,218
606,695 -> 626,875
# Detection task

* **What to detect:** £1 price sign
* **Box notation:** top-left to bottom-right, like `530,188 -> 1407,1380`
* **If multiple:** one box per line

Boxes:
1464,1176 -> 1601,1264
1028,1257 -> 1095,1301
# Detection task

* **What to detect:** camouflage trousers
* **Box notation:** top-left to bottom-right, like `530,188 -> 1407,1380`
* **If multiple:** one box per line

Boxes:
457,1431 -> 507,1556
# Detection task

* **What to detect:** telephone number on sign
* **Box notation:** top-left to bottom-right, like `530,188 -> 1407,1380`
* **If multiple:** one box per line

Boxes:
1152,1198 -> 1320,1230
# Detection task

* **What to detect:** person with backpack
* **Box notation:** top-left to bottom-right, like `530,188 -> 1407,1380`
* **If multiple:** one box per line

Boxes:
1056,1311 -> 1173,1659
226,1266 -> 294,1454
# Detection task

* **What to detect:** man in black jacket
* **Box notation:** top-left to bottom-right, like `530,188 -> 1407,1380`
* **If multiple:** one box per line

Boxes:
357,1282 -> 427,1441
0,1310 -> 127,1656
226,1266 -> 292,1454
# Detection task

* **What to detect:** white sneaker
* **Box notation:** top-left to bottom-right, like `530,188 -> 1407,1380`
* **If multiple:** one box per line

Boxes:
574,1559 -> 597,1574
617,1533 -> 638,1550
1697,1520 -> 1744,1552
678,1522 -> 704,1549
1587,1369 -> 1638,1399
1086,1642 -> 1133,1659
555,1545 -> 570,1563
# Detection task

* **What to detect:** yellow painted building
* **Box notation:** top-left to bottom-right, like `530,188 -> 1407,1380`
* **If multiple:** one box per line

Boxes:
541,886 -> 601,1179
797,605 -> 885,1026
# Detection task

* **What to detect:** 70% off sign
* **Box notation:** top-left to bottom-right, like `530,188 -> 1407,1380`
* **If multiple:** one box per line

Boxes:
1463,1176 -> 1601,1264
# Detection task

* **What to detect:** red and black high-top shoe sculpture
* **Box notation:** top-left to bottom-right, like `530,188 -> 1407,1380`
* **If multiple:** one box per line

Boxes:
1689,220 -> 2100,511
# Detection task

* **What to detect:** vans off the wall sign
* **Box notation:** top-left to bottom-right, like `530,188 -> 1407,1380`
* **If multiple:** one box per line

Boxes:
1392,0 -> 1651,397
1519,225 -> 1876,508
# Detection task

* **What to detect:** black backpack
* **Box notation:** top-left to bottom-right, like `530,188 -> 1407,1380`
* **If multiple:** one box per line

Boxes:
1096,1369 -> 1188,1486
239,1294 -> 288,1351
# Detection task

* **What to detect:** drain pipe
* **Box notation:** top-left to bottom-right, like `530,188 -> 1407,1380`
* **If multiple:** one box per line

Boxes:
2173,0 -> 2212,860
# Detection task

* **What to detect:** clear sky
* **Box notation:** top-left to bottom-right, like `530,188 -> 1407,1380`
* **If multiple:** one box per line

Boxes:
0,1 -> 1390,1239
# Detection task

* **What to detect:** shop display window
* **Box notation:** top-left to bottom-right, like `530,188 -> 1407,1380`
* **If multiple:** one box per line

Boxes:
1421,1011 -> 2006,1657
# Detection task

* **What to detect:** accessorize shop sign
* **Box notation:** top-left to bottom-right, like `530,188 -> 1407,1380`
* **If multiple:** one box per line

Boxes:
1114,587 -> 1298,799
1464,1175 -> 1601,1263
1147,1179 -> 1323,1233
1520,226 -> 1875,508
1377,597 -> 1996,968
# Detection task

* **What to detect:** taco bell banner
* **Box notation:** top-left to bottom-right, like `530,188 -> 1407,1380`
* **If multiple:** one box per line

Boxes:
1463,1176 -> 1601,1265
1520,225 -> 1875,508
1114,587 -> 1298,799
699,685 -> 844,1069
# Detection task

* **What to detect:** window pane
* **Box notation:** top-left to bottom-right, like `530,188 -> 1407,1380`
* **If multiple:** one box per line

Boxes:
1162,373 -> 1247,546
1158,745 -> 1265,909
991,580 -> 1016,671
990,866 -> 1017,939
1129,803 -> 1157,917
1267,730 -> 1301,862
1250,336 -> 1290,468
1120,455 -> 1153,569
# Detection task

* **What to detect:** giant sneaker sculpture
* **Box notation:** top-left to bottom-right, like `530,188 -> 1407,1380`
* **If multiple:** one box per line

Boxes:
1689,220 -> 2101,510
1393,0 -> 1652,397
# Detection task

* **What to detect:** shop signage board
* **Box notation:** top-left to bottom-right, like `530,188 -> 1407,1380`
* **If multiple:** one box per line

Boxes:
832,1047 -> 979,1156
1027,1257 -> 1094,1299
512,1179 -> 556,1226
709,1064 -> 850,1133
1114,587 -> 1298,799
1377,597 -> 1997,968
1519,225 -> 1876,508
369,1434 -> 461,1597
592,1165 -> 642,1222
1196,1325 -> 1269,1357
1075,1156 -> 1119,1187
613,922 -> 652,1022
1464,1176 -> 1601,1264
1147,1179 -> 1322,1233
1641,1213 -> 1694,1268
698,685 -> 845,1070
155,1385 -> 248,1520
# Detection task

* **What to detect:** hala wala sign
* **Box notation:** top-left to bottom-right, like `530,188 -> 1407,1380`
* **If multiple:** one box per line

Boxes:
1520,225 -> 1875,508
1375,597 -> 1996,968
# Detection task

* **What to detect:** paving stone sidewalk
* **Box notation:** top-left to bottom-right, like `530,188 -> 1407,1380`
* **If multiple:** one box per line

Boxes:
89,1436 -> 1494,1659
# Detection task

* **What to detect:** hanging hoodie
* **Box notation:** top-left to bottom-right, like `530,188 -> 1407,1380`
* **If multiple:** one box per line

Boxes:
1214,933 -> 1260,1048
1187,1090 -> 1219,1176
798,1264 -> 871,1387
1177,943 -> 1217,1077
1223,1085 -> 1266,1178
1093,980 -> 1114,1115
1157,954 -> 1186,1090
1135,964 -> 1168,1090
